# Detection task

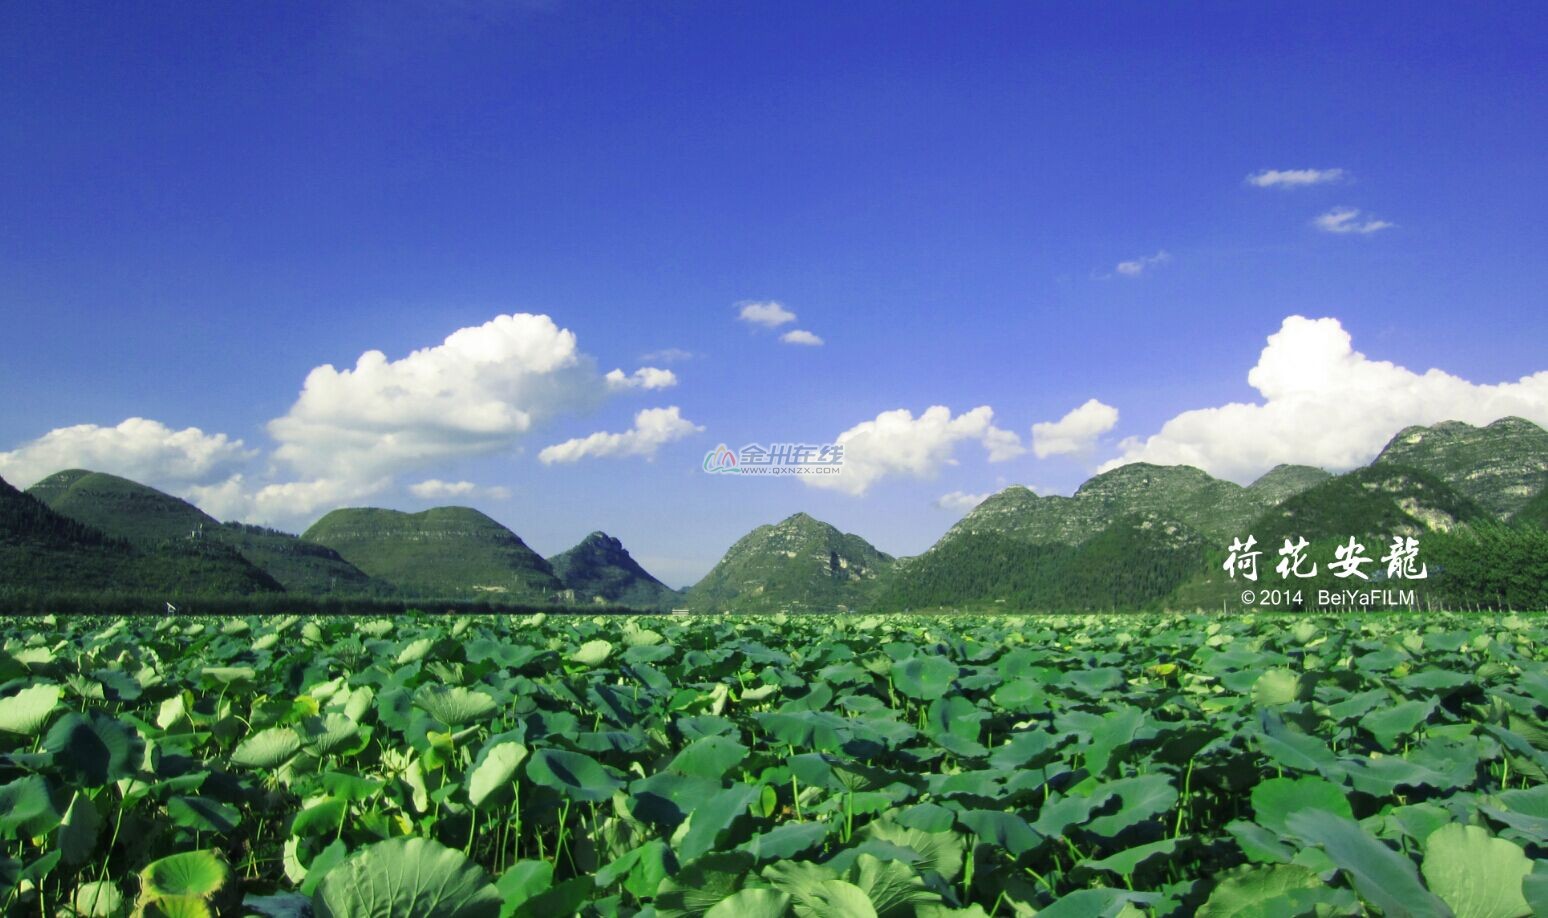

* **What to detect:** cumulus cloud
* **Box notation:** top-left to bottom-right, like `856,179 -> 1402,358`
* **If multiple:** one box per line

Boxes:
538,406 -> 703,464
781,329 -> 824,347
184,474 -> 391,527
0,417 -> 255,490
804,405 -> 1025,497
407,479 -> 512,501
1032,399 -> 1120,458
1247,168 -> 1345,188
1314,207 -> 1394,235
1115,250 -> 1171,277
269,313 -> 608,479
737,301 -> 797,328
935,490 -> 992,513
1102,315 -> 1548,483
606,367 -> 678,391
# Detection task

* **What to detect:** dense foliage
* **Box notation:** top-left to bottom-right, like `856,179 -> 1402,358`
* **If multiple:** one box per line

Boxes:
880,518 -> 1208,612
1425,524 -> 1548,611
3,611 -> 1547,916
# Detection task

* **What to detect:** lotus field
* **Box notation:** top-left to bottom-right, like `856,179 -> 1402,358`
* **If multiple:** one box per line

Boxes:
3,612 -> 1548,916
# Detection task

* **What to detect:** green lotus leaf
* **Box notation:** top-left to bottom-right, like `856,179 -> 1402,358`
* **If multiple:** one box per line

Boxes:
137,896 -> 215,918
1082,838 -> 1180,878
495,860 -> 553,911
167,796 -> 241,835
669,735 -> 749,780
1360,699 -> 1438,750
466,739 -> 528,809
1420,824 -> 1532,918
313,837 -> 501,918
290,797 -> 348,838
791,878 -> 877,918
0,774 -> 63,838
199,666 -> 256,687
231,726 -> 303,770
71,880 -> 125,917
1250,776 -> 1351,835
1250,669 -> 1302,707
414,685 -> 499,727
847,853 -> 940,915
892,656 -> 957,701
140,850 -> 234,898
526,747 -> 625,802
0,683 -> 61,735
738,821 -> 832,861
957,810 -> 1040,857
508,876 -> 594,918
704,888 -> 792,918
1197,864 -> 1329,918
57,790 -> 103,865
1284,810 -> 1448,918
1084,774 -> 1178,838
658,851 -> 757,917
304,714 -> 362,756
569,639 -> 615,667
679,783 -> 763,862
397,637 -> 436,665
44,711 -> 144,786
864,821 -> 964,882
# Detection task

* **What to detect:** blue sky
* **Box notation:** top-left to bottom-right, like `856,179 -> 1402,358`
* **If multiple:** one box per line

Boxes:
2,3 -> 1546,586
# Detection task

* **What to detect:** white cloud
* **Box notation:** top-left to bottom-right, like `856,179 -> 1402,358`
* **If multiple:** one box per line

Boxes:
1115,250 -> 1171,277
1314,207 -> 1394,235
409,479 -> 477,498
641,348 -> 694,364
935,490 -> 992,513
1032,398 -> 1120,458
183,474 -> 391,527
407,479 -> 512,501
1247,168 -> 1345,188
0,417 -> 255,490
538,406 -> 703,464
780,329 -> 824,347
737,301 -> 798,328
606,367 -> 678,391
1101,315 -> 1548,483
269,313 -> 608,479
804,405 -> 1025,497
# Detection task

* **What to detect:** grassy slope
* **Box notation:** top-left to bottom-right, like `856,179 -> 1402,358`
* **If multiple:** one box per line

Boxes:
877,514 -> 1210,612
303,506 -> 563,599
28,469 -> 376,595
1,474 -> 281,596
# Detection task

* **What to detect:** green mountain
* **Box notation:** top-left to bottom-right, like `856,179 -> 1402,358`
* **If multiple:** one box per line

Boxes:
879,512 -> 1209,612
28,469 -> 215,543
1244,464 -> 1335,506
28,469 -> 379,595
303,506 -> 563,600
548,531 -> 679,609
930,462 -> 1328,555
685,512 -> 894,612
1373,417 -> 1548,520
1,474 -> 281,597
210,522 -> 385,595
